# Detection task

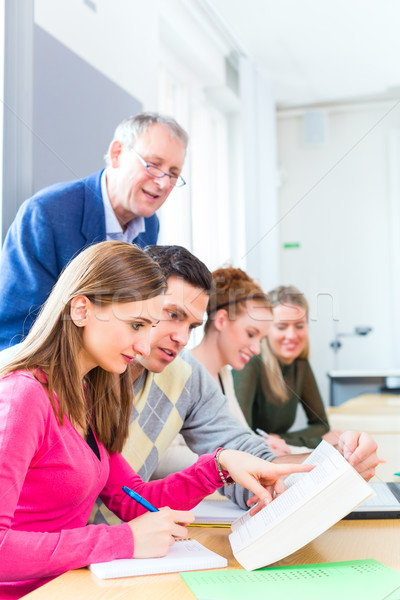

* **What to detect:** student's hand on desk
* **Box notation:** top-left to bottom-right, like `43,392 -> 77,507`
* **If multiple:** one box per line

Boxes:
266,434 -> 291,456
336,431 -> 380,481
217,449 -> 314,515
128,508 -> 194,558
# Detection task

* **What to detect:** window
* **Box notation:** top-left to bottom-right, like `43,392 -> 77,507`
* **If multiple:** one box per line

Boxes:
157,48 -> 235,272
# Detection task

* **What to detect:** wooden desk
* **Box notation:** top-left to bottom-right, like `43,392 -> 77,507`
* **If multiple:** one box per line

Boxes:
23,394 -> 400,599
327,393 -> 400,422
24,518 -> 400,599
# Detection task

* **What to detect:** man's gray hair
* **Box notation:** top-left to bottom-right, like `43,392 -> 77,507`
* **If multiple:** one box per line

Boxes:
104,112 -> 189,166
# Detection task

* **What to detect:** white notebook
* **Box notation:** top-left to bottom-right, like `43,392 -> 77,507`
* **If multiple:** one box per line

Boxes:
193,499 -> 247,525
89,539 -> 227,579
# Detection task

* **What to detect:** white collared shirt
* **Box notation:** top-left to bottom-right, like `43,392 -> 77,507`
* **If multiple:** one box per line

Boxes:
101,170 -> 145,243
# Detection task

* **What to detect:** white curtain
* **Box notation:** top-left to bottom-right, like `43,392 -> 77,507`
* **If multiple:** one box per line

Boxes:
238,56 -> 280,291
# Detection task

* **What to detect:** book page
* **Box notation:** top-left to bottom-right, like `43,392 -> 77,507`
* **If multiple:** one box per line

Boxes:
230,442 -> 352,548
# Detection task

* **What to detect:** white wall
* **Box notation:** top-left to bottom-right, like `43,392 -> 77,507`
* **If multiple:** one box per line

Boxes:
277,100 -> 400,404
239,57 -> 280,292
155,0 -> 232,266
35,0 -> 160,109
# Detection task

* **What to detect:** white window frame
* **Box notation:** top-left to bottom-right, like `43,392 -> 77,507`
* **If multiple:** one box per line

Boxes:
157,25 -> 239,272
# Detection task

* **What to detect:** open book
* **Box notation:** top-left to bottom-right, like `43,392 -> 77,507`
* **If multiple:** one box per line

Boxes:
89,539 -> 227,579
229,441 -> 374,570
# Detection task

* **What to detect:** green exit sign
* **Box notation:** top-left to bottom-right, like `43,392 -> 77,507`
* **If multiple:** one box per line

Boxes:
283,242 -> 301,249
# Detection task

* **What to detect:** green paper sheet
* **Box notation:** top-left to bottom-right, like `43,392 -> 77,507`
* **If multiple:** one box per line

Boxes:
180,559 -> 400,600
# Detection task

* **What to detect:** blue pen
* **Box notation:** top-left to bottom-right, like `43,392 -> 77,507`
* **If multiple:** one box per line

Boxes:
122,486 -> 159,512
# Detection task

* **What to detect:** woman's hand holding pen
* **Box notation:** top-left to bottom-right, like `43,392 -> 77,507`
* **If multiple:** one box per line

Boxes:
255,428 -> 291,456
127,508 -> 194,558
265,434 -> 291,456
216,449 -> 314,515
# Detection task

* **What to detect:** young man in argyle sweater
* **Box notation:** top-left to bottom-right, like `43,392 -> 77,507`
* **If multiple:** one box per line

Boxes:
91,245 -> 379,525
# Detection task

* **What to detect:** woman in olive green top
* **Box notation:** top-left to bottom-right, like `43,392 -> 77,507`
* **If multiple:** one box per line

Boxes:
233,285 -> 340,451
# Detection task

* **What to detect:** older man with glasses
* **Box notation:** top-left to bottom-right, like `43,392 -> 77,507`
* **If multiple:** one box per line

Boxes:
0,112 -> 188,350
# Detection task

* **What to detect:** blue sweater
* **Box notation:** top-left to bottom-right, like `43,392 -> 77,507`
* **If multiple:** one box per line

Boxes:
0,170 -> 159,349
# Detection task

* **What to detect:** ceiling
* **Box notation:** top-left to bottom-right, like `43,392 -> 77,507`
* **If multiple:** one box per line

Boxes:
204,0 -> 400,108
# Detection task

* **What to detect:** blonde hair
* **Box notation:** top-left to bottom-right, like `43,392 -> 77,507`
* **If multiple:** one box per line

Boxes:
204,266 -> 270,333
0,241 -> 166,452
263,285 -> 310,402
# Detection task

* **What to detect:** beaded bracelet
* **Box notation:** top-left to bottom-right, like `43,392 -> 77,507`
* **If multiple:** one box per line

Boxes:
215,448 -> 233,486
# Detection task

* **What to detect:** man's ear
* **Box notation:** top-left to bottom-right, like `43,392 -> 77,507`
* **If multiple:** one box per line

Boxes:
70,296 -> 90,327
108,140 -> 124,168
214,309 -> 229,332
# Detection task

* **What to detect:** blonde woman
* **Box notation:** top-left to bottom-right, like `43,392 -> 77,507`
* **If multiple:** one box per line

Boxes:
233,286 -> 341,451
0,243 -> 312,598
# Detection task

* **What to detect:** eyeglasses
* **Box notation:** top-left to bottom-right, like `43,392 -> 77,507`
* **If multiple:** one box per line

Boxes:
128,146 -> 186,188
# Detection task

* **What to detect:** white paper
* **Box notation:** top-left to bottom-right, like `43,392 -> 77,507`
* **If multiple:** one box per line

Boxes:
193,499 -> 247,524
230,441 -> 352,552
90,539 -> 227,579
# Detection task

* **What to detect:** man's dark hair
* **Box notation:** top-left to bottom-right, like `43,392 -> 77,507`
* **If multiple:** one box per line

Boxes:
144,245 -> 212,293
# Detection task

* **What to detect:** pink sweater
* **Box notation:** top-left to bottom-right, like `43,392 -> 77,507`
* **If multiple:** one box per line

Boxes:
0,371 -> 226,599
